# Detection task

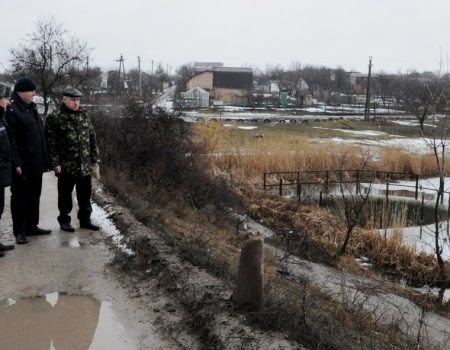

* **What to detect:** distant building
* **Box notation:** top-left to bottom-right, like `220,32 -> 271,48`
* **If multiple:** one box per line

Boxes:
187,71 -> 213,91
212,67 -> 253,105
181,87 -> 210,108
186,66 -> 253,106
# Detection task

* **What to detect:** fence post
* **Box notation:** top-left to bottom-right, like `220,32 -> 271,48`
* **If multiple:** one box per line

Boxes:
263,173 -> 267,190
447,193 -> 450,237
415,175 -> 419,200
420,193 -> 424,239
279,178 -> 283,197
325,171 -> 329,194
385,181 -> 389,202
319,191 -> 323,206
297,183 -> 301,203
356,170 -> 360,194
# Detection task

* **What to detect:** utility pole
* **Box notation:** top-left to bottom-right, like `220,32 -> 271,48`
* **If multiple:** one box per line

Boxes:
138,56 -> 142,98
151,60 -> 154,96
115,54 -> 127,100
364,56 -> 372,121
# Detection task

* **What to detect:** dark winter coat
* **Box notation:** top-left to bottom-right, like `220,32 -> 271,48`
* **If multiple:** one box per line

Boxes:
45,104 -> 99,177
0,107 -> 11,187
5,92 -> 50,176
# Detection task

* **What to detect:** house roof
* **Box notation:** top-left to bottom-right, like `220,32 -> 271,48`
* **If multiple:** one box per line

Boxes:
183,86 -> 209,94
213,67 -> 253,89
194,62 -> 223,72
213,67 -> 252,73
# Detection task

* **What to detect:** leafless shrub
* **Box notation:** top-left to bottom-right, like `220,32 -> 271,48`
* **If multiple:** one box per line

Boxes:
91,100 -> 241,210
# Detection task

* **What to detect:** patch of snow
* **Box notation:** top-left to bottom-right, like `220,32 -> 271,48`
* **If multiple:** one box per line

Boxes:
320,136 -> 435,155
392,120 -> 437,128
237,126 -> 258,130
92,203 -> 134,256
313,127 -> 388,136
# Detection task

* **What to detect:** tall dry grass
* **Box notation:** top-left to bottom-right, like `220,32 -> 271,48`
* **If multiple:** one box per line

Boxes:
198,123 -> 372,181
378,149 -> 439,176
196,123 -> 445,182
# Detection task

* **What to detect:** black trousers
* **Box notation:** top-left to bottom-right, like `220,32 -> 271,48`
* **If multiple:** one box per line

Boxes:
57,173 -> 92,225
11,173 -> 43,237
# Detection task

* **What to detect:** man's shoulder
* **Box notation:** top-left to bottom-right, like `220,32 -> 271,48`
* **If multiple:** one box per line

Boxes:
6,104 -> 18,114
78,108 -> 90,117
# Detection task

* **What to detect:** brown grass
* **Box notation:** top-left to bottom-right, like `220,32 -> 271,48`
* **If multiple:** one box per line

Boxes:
248,194 -> 447,285
195,122 -> 446,183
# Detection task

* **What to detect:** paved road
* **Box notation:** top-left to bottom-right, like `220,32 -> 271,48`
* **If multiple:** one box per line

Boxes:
0,173 -> 181,349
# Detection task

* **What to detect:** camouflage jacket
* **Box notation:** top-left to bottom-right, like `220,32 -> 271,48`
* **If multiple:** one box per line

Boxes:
45,104 -> 99,177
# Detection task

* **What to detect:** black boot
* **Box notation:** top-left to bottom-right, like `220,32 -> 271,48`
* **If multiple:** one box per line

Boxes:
15,235 -> 29,244
60,223 -> 75,232
80,222 -> 100,231
27,226 -> 52,236
0,243 -> 14,251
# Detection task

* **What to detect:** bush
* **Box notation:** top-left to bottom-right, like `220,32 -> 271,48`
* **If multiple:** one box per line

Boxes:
91,100 -> 240,209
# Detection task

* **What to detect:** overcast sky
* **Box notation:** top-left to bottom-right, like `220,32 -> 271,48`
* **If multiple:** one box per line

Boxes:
2,0 -> 450,75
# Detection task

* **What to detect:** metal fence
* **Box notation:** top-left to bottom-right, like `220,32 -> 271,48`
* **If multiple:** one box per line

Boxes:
263,170 -> 421,203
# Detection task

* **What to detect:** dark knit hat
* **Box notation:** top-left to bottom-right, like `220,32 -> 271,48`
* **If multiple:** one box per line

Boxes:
14,77 -> 37,92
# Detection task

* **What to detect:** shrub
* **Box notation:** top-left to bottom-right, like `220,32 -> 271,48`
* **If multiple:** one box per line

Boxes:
91,100 -> 240,209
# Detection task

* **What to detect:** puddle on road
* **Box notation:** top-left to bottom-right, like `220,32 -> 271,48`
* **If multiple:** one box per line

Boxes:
60,237 -> 81,248
0,293 -> 137,350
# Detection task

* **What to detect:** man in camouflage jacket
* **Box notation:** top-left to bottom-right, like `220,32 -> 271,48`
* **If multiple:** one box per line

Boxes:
45,87 -> 100,232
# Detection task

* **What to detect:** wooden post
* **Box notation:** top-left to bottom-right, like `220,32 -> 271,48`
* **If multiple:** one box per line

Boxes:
319,191 -> 323,206
415,175 -> 419,200
386,181 -> 389,202
297,184 -> 301,203
325,171 -> 329,194
279,178 -> 283,197
356,170 -> 360,194
263,173 -> 267,190
447,193 -> 450,237
420,193 -> 424,239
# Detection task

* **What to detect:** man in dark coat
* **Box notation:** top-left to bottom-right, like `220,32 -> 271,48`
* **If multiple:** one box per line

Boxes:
0,83 -> 14,255
45,86 -> 100,232
5,76 -> 51,244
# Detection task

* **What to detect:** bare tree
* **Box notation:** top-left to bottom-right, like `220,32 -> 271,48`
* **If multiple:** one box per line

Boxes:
10,17 -> 89,115
423,111 -> 449,280
335,155 -> 373,256
373,72 -> 395,108
398,73 -> 447,131
412,65 -> 450,281
174,63 -> 195,94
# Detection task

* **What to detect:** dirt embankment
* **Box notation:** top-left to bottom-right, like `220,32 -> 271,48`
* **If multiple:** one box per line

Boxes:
92,183 -> 304,350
